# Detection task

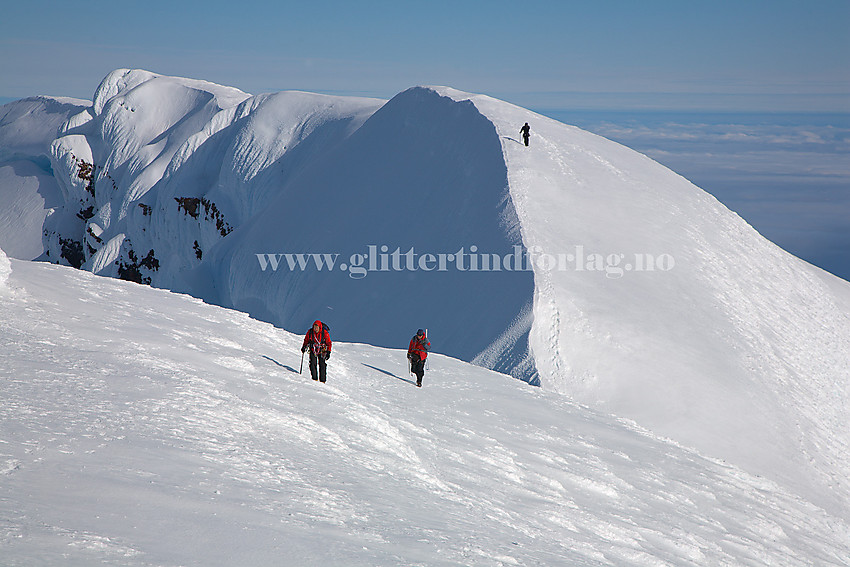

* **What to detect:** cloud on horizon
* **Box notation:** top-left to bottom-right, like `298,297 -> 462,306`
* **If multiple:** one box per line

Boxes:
555,112 -> 850,281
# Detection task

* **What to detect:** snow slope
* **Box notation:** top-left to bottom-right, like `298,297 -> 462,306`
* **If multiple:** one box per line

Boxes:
1,249 -> 849,566
1,70 -> 848,518
456,90 -> 850,517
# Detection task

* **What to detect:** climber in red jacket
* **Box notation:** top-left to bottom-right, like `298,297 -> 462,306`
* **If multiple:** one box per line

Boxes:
302,320 -> 332,382
407,329 -> 430,387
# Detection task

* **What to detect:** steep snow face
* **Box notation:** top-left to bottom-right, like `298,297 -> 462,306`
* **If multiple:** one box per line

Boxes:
2,257 -> 849,566
0,96 -> 89,259
139,89 -> 385,291
0,160 -> 63,259
208,87 -> 536,377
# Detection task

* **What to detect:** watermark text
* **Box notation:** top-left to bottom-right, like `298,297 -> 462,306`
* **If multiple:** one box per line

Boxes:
256,245 -> 674,279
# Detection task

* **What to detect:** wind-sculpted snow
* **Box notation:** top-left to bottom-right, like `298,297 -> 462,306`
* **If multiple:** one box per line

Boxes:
1,258 -> 849,566
0,70 -> 849,518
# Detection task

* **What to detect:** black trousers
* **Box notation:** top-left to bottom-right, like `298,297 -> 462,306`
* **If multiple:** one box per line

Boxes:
411,358 -> 425,384
309,352 -> 327,382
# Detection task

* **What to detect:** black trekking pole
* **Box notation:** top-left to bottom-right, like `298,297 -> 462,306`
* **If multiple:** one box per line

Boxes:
300,350 -> 305,374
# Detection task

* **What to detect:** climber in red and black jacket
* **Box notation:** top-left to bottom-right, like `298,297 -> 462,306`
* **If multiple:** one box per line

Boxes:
407,329 -> 430,388
302,320 -> 332,383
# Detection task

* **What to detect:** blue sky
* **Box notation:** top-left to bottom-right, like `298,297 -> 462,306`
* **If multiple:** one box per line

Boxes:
1,0 -> 848,111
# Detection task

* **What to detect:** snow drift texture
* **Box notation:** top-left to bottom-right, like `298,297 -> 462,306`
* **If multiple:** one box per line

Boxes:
0,69 -> 848,517
2,254 -> 849,565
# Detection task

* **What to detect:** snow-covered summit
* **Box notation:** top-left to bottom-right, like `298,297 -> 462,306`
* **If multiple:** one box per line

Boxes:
0,70 -> 848,517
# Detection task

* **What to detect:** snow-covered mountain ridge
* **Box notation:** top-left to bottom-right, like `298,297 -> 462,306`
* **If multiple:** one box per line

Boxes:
1,249 -> 848,566
0,69 -> 848,518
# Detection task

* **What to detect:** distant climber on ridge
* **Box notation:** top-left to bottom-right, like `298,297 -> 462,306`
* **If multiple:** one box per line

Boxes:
407,329 -> 431,387
520,122 -> 531,146
302,320 -> 332,382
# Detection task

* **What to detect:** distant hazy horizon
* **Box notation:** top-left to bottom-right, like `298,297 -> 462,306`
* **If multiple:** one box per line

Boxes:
540,109 -> 849,283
